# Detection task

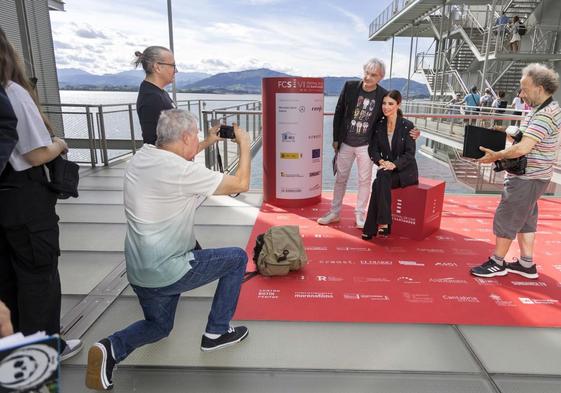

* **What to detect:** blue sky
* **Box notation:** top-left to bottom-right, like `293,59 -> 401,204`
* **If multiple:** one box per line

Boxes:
50,0 -> 432,79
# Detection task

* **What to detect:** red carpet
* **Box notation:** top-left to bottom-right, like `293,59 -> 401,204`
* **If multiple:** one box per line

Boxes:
234,194 -> 561,327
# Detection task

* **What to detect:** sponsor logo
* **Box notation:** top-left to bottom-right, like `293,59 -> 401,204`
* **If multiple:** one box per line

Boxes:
519,297 -> 559,305
319,260 -> 354,265
360,260 -> 393,265
344,293 -> 390,301
294,291 -> 333,299
336,246 -> 372,252
392,214 -> 416,225
403,292 -> 433,304
316,275 -> 343,282
442,295 -> 480,303
309,171 -> 321,177
434,262 -> 458,267
511,281 -> 547,287
257,289 -> 280,299
313,234 -> 333,238
384,246 -> 407,253
309,184 -> 320,191
489,293 -> 515,307
312,149 -> 321,159
311,106 -> 322,112
397,276 -> 421,284
452,248 -> 478,256
416,248 -> 445,254
399,260 -> 425,267
474,277 -> 500,286
305,246 -> 328,251
281,131 -> 296,142
298,106 -> 305,113
430,277 -> 468,284
280,152 -> 302,159
280,171 -> 304,178
435,235 -> 455,241
353,277 -> 390,283
308,134 -> 321,140
281,187 -> 302,193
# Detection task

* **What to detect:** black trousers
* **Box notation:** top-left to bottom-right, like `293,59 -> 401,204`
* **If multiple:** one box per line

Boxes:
363,170 -> 401,236
0,165 -> 61,336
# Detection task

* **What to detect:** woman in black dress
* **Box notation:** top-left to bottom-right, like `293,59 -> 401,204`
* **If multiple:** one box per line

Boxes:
362,90 -> 418,239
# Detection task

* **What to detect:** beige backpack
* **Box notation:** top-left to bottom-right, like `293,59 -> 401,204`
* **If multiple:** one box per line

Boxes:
251,225 -> 307,277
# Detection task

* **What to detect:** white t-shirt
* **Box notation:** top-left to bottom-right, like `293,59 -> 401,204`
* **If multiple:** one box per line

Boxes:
5,81 -> 52,171
124,144 -> 224,288
512,97 -> 525,111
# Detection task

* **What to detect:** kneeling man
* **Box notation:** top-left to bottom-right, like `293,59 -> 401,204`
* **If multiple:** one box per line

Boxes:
86,109 -> 251,390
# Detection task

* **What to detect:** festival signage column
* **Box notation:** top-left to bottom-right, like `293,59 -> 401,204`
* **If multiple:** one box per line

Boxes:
262,77 -> 324,207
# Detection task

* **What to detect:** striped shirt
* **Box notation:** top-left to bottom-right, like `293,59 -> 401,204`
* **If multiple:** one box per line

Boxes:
516,100 -> 561,180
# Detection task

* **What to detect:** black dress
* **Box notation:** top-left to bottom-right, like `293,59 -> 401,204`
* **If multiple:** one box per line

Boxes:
363,116 -> 418,236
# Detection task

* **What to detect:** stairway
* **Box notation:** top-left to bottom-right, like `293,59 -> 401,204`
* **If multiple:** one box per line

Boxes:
503,0 -> 542,20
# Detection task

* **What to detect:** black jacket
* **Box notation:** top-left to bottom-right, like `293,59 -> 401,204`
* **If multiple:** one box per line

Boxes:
369,116 -> 418,188
0,85 -> 18,174
333,80 -> 387,148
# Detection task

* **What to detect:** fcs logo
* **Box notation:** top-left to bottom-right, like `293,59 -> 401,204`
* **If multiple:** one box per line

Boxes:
277,80 -> 296,88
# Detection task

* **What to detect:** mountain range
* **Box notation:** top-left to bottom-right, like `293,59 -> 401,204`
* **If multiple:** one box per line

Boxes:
57,68 -> 430,97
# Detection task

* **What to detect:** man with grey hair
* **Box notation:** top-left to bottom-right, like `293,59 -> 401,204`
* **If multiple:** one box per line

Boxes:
86,109 -> 252,391
318,58 -> 418,228
471,63 -> 561,279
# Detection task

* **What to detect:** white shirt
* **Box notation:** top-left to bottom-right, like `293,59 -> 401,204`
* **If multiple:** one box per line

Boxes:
124,144 -> 224,288
5,81 -> 52,171
512,97 -> 525,111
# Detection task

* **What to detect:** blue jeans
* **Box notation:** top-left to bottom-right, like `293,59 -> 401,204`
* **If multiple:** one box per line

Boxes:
108,247 -> 248,363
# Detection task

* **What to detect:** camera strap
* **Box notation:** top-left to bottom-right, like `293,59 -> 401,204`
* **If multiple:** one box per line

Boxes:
214,143 -> 240,198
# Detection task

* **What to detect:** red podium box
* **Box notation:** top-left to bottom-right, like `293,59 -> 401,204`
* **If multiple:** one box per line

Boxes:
391,177 -> 445,240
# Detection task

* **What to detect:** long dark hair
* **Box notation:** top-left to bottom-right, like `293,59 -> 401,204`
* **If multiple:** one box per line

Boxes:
384,89 -> 403,117
0,27 -> 53,133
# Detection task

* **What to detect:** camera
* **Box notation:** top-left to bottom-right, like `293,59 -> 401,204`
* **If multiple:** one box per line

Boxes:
219,125 -> 235,139
493,129 -> 526,175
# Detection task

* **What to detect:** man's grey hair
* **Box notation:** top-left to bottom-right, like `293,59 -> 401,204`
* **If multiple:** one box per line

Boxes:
522,63 -> 560,95
363,58 -> 386,78
156,109 -> 198,147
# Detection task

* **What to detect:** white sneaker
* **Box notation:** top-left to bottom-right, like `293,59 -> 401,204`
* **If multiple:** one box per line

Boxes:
61,338 -> 83,361
317,212 -> 340,225
355,214 -> 365,229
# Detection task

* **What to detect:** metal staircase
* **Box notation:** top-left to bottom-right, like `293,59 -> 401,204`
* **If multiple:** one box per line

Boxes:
503,0 -> 542,19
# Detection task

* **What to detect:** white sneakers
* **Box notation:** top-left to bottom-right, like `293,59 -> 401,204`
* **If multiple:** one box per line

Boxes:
317,212 -> 365,228
317,212 -> 340,225
355,213 -> 365,229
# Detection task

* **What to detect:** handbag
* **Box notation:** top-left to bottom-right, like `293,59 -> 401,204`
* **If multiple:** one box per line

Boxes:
45,155 -> 79,199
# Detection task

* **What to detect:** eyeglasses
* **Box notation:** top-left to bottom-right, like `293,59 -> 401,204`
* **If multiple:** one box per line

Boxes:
157,62 -> 177,72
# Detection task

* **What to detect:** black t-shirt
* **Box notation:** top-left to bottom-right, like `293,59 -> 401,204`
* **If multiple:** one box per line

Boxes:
344,87 -> 378,147
136,80 -> 174,145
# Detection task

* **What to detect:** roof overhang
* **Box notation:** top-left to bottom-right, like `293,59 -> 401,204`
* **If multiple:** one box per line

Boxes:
48,0 -> 65,11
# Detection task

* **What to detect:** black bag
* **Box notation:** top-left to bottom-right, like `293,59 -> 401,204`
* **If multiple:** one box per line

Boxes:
518,22 -> 526,36
45,156 -> 79,199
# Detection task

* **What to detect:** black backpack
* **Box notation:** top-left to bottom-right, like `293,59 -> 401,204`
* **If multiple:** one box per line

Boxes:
518,22 -> 526,36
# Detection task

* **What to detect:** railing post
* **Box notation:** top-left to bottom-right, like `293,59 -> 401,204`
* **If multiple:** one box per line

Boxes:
98,105 -> 109,166
203,111 -> 212,169
85,106 -> 96,167
128,104 -> 137,154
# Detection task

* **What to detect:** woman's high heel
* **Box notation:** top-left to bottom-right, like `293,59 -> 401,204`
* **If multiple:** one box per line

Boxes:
361,233 -> 373,241
377,225 -> 390,237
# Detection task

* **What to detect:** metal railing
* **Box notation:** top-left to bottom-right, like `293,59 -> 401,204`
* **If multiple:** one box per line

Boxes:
43,99 -> 261,169
368,0 -> 411,37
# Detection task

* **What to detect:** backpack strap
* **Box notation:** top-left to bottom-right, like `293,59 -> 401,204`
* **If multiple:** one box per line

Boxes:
242,271 -> 259,283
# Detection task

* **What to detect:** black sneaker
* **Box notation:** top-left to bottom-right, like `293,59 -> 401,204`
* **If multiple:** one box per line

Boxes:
201,326 -> 249,352
85,338 -> 116,390
506,259 -> 539,279
470,258 -> 507,277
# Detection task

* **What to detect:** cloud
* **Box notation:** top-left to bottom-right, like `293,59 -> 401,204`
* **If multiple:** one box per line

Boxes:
329,5 -> 368,33
53,40 -> 75,50
201,58 -> 231,69
75,25 -> 108,40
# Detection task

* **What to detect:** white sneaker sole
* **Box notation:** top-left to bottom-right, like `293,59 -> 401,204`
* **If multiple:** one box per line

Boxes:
200,329 -> 249,352
471,270 -> 508,278
317,218 -> 339,225
506,268 -> 538,279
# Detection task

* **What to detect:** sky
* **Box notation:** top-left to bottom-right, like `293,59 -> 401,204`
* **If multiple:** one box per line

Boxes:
50,0 -> 432,79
